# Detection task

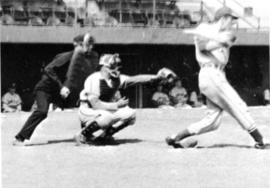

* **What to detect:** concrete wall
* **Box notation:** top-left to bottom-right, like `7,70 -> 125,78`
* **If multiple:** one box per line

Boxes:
1,26 -> 269,45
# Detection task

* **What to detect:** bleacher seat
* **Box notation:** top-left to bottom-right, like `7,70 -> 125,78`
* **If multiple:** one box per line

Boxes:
55,6 -> 66,23
164,10 -> 176,27
41,7 -> 53,23
2,5 -> 13,15
103,1 -> 119,11
13,5 -> 28,25
109,9 -> 133,24
132,9 -> 147,25
146,11 -> 160,27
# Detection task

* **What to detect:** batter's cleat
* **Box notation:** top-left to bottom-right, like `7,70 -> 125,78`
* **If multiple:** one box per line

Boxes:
254,142 -> 265,149
165,137 -> 183,148
12,138 -> 26,146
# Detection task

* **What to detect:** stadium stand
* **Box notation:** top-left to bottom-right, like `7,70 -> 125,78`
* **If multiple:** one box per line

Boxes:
0,0 -> 268,29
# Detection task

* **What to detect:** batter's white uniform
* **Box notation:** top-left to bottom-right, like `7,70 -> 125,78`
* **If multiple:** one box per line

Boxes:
187,25 -> 257,135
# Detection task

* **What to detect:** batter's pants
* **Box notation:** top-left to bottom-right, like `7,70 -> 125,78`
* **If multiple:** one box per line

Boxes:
188,67 -> 256,135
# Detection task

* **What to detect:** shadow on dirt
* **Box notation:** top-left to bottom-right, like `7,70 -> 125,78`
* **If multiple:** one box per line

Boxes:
197,143 -> 270,149
89,138 -> 143,146
26,138 -> 143,146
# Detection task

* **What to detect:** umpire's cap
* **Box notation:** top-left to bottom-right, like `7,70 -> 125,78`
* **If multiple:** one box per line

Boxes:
99,54 -> 121,69
73,33 -> 95,46
214,7 -> 238,21
73,34 -> 84,44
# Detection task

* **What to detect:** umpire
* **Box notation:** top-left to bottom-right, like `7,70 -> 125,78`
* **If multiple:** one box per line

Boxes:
13,33 -> 99,146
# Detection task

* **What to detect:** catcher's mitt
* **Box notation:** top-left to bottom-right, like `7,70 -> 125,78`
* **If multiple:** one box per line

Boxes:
157,68 -> 177,83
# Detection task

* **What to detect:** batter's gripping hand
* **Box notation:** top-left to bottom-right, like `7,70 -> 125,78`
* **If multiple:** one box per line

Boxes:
157,68 -> 177,83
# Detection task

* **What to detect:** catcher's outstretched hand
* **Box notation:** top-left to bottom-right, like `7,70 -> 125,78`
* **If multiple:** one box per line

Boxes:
157,68 -> 177,83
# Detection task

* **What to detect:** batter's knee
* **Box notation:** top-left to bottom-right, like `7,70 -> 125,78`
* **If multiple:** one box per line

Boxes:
188,111 -> 222,135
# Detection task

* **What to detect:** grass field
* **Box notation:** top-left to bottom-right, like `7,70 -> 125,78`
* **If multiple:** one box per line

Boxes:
1,107 -> 270,188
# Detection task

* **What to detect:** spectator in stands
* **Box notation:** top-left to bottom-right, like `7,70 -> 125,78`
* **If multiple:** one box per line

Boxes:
169,79 -> 189,108
47,12 -> 61,26
2,83 -> 22,113
1,13 -> 14,25
104,12 -> 118,26
263,88 -> 270,105
152,84 -> 174,109
65,11 -> 75,26
174,15 -> 191,28
28,7 -> 44,26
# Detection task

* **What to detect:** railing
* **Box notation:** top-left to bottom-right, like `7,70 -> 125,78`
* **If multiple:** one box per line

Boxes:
0,0 -> 266,30
214,0 -> 261,30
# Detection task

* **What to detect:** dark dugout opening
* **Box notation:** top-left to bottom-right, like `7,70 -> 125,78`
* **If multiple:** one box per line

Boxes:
1,43 -> 269,110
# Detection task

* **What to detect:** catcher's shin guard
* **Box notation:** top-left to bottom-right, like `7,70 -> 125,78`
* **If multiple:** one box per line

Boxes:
103,120 -> 131,137
75,121 -> 100,145
81,121 -> 100,138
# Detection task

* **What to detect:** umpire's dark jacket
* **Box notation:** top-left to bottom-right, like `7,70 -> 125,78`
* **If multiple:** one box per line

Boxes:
35,46 -> 99,106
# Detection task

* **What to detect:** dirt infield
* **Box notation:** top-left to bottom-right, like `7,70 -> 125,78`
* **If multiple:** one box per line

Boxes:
1,107 -> 270,188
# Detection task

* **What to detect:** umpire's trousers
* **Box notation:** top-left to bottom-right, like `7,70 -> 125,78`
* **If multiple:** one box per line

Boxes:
15,91 -> 52,141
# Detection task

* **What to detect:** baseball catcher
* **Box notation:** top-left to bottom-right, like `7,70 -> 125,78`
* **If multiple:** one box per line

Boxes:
75,53 -> 176,145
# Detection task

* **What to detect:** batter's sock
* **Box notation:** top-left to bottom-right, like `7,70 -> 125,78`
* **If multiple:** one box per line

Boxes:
249,128 -> 263,144
81,121 -> 100,138
174,129 -> 194,142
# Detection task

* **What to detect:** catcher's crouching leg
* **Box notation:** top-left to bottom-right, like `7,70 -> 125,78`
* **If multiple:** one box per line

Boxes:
101,108 -> 136,139
74,121 -> 100,145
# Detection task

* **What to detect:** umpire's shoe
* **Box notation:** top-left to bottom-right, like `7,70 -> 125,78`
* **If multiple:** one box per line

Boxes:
165,137 -> 183,148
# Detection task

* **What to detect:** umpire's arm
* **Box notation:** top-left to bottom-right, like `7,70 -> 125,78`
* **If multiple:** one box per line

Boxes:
63,47 -> 84,91
44,51 -> 73,88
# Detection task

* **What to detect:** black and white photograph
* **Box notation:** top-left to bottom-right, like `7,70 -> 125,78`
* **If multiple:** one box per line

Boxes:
1,0 -> 270,187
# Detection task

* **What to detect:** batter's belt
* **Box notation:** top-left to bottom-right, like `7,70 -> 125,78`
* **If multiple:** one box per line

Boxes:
201,63 -> 224,71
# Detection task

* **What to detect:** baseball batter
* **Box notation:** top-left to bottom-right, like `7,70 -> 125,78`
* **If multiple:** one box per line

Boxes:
75,54 -> 176,145
166,7 -> 265,149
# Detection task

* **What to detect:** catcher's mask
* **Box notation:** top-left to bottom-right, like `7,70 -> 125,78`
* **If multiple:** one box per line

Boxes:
100,54 -> 122,78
